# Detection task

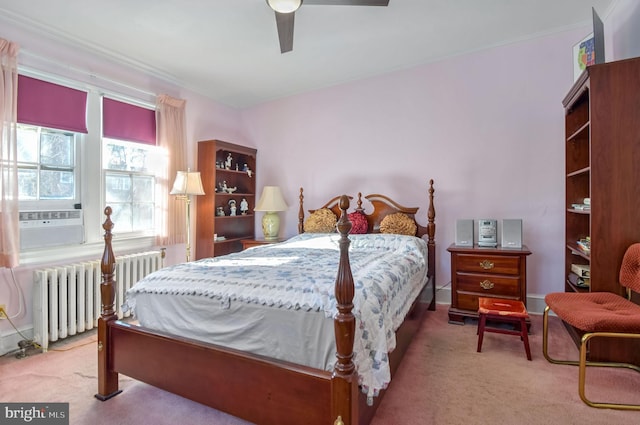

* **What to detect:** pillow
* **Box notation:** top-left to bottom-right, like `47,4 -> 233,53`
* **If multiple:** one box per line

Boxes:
348,211 -> 368,234
304,208 -> 337,233
379,212 -> 417,236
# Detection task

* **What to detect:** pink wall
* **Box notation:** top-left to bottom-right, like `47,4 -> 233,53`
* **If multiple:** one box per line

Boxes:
606,0 -> 640,60
0,1 -> 637,350
242,28 -> 589,297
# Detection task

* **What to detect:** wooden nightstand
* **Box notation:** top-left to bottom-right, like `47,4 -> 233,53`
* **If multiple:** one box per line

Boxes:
241,238 -> 285,250
447,243 -> 531,325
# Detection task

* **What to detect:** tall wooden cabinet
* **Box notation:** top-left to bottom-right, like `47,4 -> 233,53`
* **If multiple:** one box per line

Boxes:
562,57 -> 640,363
195,140 -> 257,260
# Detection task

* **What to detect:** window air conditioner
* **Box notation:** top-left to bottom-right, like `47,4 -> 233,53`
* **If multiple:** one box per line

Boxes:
19,209 -> 84,250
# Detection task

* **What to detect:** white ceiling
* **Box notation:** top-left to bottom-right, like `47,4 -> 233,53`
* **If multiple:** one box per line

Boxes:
0,0 -> 615,109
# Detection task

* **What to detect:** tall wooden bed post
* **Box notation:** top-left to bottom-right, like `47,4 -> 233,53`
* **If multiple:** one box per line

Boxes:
426,178 -> 436,295
332,195 -> 358,425
95,206 -> 122,400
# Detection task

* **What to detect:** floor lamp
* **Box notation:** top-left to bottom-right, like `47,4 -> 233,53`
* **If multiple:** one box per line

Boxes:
170,169 -> 205,262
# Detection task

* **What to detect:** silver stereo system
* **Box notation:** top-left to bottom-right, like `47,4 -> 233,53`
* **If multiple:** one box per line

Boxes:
477,219 -> 498,247
501,219 -> 523,249
455,219 -> 474,247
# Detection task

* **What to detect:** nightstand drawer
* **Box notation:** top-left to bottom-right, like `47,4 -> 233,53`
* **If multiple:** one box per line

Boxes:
455,253 -> 521,275
455,273 -> 521,297
241,238 -> 285,250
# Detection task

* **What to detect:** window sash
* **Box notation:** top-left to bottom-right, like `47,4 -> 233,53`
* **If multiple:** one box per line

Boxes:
16,125 -> 79,203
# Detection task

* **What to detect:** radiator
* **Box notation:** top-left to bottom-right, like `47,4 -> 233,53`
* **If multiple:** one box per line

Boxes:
33,250 -> 164,352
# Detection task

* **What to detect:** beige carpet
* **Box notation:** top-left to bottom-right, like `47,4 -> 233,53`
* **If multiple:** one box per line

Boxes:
2,304 -> 640,424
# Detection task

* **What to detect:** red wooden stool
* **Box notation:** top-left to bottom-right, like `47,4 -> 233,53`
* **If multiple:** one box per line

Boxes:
477,297 -> 532,361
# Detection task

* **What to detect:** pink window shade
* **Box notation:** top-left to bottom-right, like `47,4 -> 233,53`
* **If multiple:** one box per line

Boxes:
103,97 -> 157,145
17,75 -> 88,133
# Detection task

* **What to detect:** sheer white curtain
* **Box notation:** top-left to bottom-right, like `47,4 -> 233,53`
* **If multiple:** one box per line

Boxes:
156,94 -> 187,246
0,39 -> 19,268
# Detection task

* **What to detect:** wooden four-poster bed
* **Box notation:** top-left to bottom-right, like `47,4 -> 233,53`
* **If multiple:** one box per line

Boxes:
95,179 -> 436,425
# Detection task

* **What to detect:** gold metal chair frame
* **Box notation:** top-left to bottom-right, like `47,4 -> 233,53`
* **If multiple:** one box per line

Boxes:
542,305 -> 640,411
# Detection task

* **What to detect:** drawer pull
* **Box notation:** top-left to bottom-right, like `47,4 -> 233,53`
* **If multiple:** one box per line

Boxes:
479,260 -> 494,270
480,280 -> 495,290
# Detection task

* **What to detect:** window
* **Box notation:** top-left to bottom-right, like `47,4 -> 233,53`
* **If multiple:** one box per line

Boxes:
103,138 -> 162,233
17,124 -> 80,204
102,96 -> 158,235
16,75 -> 87,211
15,72 -> 164,257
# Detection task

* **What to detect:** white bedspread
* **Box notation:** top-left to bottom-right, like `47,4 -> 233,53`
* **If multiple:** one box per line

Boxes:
126,232 -> 428,401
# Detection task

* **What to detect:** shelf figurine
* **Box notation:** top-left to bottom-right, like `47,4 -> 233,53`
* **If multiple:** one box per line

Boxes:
216,206 -> 225,216
225,153 -> 233,170
240,198 -> 249,215
229,199 -> 237,216
218,180 -> 237,194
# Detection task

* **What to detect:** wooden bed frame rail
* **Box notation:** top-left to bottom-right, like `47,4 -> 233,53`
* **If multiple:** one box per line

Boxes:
96,180 -> 436,425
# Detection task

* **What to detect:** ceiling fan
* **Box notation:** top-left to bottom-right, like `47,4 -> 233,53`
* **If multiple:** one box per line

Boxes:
266,0 -> 390,53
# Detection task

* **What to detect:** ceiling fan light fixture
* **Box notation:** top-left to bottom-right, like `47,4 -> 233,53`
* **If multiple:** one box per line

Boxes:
267,0 -> 302,14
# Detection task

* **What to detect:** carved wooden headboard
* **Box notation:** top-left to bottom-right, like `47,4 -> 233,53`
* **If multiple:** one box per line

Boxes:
297,179 -> 435,242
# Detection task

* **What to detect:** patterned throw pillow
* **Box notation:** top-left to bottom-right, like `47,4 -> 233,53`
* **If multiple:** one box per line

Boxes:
348,211 -> 368,234
379,212 -> 417,236
304,208 -> 337,233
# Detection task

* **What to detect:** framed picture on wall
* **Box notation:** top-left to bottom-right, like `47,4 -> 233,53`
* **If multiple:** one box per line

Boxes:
573,34 -> 595,81
572,7 -> 605,82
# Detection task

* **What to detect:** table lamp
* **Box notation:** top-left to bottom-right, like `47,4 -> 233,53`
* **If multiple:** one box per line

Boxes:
254,186 -> 288,240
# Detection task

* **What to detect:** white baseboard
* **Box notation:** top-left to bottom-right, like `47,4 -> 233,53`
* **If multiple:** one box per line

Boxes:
0,326 -> 35,356
435,285 -> 547,315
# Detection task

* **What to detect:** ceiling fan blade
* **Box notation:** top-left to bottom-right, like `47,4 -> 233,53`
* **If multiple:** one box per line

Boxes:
275,11 -> 295,53
303,0 -> 389,5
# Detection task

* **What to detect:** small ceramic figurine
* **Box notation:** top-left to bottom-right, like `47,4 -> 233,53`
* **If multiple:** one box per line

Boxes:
240,198 -> 249,215
216,206 -> 225,216
246,168 -> 252,178
225,153 -> 232,170
220,180 -> 237,194
228,199 -> 237,216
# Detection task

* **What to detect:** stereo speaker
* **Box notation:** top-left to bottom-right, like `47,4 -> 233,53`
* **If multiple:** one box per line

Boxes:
501,219 -> 523,249
455,219 -> 474,247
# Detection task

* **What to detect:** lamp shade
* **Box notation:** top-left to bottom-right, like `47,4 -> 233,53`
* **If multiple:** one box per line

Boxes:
255,186 -> 288,212
170,170 -> 205,196
267,0 -> 302,13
